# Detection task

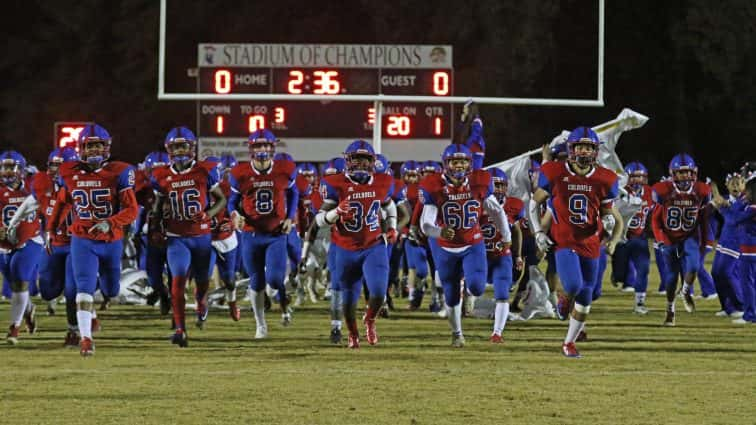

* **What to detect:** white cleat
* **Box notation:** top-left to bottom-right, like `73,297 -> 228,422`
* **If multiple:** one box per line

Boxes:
451,333 -> 465,348
732,318 -> 748,325
730,311 -> 744,319
633,304 -> 649,315
715,310 -> 729,317
281,313 -> 292,327
703,294 -> 719,301
621,286 -> 635,293
255,326 -> 268,339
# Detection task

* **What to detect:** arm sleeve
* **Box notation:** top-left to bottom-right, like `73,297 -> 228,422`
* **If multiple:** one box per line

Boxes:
382,199 -> 397,230
7,195 -> 39,229
45,187 -> 68,233
227,173 -> 240,215
484,194 -> 511,243
108,188 -> 139,228
420,204 -> 442,239
117,166 -> 136,193
601,179 -> 620,206
285,184 -> 299,221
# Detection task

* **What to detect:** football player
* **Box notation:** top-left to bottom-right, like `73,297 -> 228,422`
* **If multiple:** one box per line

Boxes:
315,141 -> 397,348
151,127 -> 226,347
0,151 -> 44,345
420,144 -> 511,347
483,168 -> 523,343
46,124 -> 139,356
612,162 -> 654,314
651,154 -> 712,325
734,168 -> 755,323
529,127 -> 623,358
228,130 -> 298,338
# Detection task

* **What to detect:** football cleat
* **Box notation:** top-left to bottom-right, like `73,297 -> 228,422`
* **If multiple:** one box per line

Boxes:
556,294 -> 570,321
576,330 -> 588,342
145,290 -> 160,306
451,333 -> 466,348
159,293 -> 171,316
64,330 -> 80,348
330,327 -> 342,344
621,286 -> 635,293
255,326 -> 268,339
489,333 -> 503,344
171,330 -> 188,348
730,311 -> 744,319
99,298 -> 110,311
263,293 -> 272,312
47,301 -> 57,316
714,310 -> 728,317
634,303 -> 649,315
347,333 -> 360,349
428,301 -> 442,313
561,342 -> 581,358
281,313 -> 292,327
681,291 -> 696,313
80,337 -> 95,357
91,317 -> 101,333
196,303 -> 209,329
732,318 -> 748,325
24,303 -> 37,334
6,325 -> 20,345
663,310 -> 676,327
228,301 -> 241,322
364,315 -> 378,345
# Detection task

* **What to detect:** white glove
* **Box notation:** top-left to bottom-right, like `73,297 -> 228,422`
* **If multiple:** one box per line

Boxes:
6,225 -> 18,245
88,220 -> 111,236
535,231 -> 553,252
601,214 -> 616,234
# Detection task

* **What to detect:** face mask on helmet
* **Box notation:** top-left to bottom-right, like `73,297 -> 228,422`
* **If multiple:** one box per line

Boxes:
346,153 -> 375,181
672,169 -> 696,191
568,142 -> 598,168
0,160 -> 20,185
166,139 -> 196,166
445,157 -> 471,180
81,140 -> 109,167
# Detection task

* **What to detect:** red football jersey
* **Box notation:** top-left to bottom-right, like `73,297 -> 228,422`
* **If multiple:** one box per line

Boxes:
625,184 -> 654,239
211,177 -> 235,241
320,173 -> 394,250
1,180 -> 41,250
229,159 -> 297,234
151,161 -> 219,237
31,172 -> 73,246
419,170 -> 492,249
538,161 -> 619,259
48,161 -> 138,242
480,196 -> 520,258
295,174 -> 314,232
651,180 -> 711,245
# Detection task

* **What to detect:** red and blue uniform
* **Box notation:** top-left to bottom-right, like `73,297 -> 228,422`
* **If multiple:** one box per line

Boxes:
320,173 -> 394,304
420,170 -> 492,307
403,181 -> 431,281
50,161 -> 138,297
613,185 -> 654,295
208,176 -> 239,286
734,200 -> 756,322
711,195 -> 747,314
228,159 -> 298,293
481,196 -> 522,300
651,180 -> 711,287
1,180 -> 43,298
538,161 -> 619,306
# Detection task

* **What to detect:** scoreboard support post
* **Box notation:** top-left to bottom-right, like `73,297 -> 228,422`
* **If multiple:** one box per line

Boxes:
372,100 -> 382,154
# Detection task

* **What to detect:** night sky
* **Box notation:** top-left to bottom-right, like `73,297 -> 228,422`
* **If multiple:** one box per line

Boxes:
2,0 -> 754,181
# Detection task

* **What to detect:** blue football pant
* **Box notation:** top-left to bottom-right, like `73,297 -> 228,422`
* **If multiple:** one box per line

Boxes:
711,250 -> 743,314
330,242 -> 388,306
434,242 -> 487,307
555,248 -> 600,307
241,232 -> 287,292
71,236 -> 123,297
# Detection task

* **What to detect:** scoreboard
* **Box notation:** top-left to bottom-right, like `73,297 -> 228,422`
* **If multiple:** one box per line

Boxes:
53,121 -> 91,149
196,44 -> 454,160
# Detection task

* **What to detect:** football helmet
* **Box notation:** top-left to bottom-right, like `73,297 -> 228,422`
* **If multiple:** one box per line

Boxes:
144,151 -> 169,170
441,144 -> 472,180
400,160 -> 420,183
274,152 -> 294,162
490,168 -> 509,199
550,142 -> 568,160
625,161 -> 649,192
78,124 -> 111,167
421,160 -> 442,176
0,151 -> 26,185
566,126 -> 601,167
248,129 -> 277,161
164,126 -> 197,165
220,154 -> 238,171
297,162 -> 318,184
343,140 -> 376,181
375,154 -> 390,175
668,154 -> 697,191
323,157 -> 346,176
47,147 -> 79,174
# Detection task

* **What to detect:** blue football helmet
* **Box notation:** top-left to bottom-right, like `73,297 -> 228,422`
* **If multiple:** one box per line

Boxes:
144,151 -> 169,170
274,152 -> 294,162
550,142 -> 568,160
421,160 -> 442,176
625,161 -> 649,192
220,154 -> 238,171
441,144 -> 472,180
47,147 -> 78,174
375,154 -> 390,175
248,129 -> 277,161
164,126 -> 197,165
668,154 -> 697,191
78,123 -> 111,167
297,163 -> 318,184
400,160 -> 419,177
343,140 -> 376,180
566,126 -> 601,167
0,151 -> 27,185
323,157 -> 346,176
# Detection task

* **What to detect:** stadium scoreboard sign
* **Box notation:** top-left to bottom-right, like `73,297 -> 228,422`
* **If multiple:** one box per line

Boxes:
196,44 -> 454,140
53,121 -> 91,149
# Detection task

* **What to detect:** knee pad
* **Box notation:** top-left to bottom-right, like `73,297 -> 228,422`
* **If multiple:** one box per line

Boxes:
76,293 -> 94,304
574,303 -> 591,314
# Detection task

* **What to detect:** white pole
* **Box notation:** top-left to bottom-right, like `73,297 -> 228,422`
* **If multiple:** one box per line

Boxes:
158,0 -> 167,98
597,0 -> 605,104
372,101 -> 383,153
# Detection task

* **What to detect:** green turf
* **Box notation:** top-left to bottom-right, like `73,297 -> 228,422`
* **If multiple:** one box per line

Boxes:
1,278 -> 755,425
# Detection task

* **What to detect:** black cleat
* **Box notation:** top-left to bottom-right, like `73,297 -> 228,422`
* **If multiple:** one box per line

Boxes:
329,327 -> 342,344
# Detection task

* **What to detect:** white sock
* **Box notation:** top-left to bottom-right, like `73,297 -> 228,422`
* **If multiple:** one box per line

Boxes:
331,320 -> 342,330
226,289 -> 236,303
77,309 -> 93,339
564,317 -> 584,344
667,301 -> 675,313
635,292 -> 646,305
681,283 -> 691,295
493,302 -> 510,335
10,291 -> 29,327
408,287 -> 415,301
446,304 -> 462,335
248,289 -> 267,328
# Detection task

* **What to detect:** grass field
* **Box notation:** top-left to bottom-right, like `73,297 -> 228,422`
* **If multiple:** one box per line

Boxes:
1,273 -> 755,425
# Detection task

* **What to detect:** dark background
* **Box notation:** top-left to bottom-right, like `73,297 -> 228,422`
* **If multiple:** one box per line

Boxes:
2,0 -> 754,181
